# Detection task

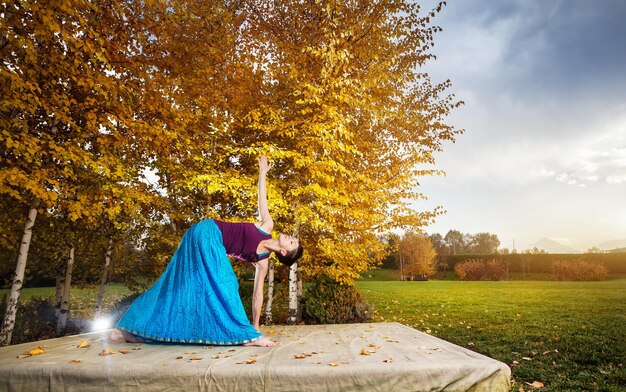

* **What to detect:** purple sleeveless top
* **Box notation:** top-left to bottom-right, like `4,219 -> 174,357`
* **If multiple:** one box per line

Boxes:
214,220 -> 271,262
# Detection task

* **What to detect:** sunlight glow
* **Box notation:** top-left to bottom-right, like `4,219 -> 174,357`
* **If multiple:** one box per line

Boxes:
91,317 -> 113,332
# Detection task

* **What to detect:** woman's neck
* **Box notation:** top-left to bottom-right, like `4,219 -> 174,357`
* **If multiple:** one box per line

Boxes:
259,238 -> 281,253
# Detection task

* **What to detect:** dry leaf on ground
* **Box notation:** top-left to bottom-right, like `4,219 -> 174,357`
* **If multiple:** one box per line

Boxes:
525,381 -> 545,388
78,341 -> 90,348
69,359 -> 81,364
27,347 -> 45,356
99,348 -> 115,356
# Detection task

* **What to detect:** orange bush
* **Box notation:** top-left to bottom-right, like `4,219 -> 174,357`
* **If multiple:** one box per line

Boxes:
552,259 -> 608,281
454,259 -> 508,281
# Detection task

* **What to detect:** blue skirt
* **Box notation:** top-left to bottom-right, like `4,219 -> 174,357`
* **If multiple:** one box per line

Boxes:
115,220 -> 262,345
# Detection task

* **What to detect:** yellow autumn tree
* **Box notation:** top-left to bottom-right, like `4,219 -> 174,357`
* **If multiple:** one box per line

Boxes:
0,0 -> 161,345
398,232 -> 437,280
199,0 -> 462,284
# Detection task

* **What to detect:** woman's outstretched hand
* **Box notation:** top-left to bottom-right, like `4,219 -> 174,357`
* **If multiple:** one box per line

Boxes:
258,155 -> 273,175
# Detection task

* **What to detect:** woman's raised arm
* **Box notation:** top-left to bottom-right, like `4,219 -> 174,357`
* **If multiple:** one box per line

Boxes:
257,156 -> 273,232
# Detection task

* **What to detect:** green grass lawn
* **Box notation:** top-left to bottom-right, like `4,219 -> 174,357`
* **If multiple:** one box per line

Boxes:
0,284 -> 134,320
356,279 -> 626,391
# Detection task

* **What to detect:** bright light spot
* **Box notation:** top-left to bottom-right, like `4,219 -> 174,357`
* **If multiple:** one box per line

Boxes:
92,317 -> 113,331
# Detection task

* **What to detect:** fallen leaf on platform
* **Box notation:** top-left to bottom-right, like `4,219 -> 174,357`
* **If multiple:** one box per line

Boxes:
383,358 -> 393,363
78,341 -> 90,348
360,348 -> 372,356
386,339 -> 398,343
313,361 -> 322,364
185,351 -> 196,355
328,362 -> 339,367
176,356 -> 183,359
228,349 -> 236,352
99,348 -> 115,356
525,381 -> 544,388
203,346 -> 213,349
189,357 -> 203,361
119,350 -> 130,354
368,344 -> 379,349
249,354 -> 258,357
69,359 -> 81,364
294,354 -> 307,359
131,347 -> 141,351
244,358 -> 257,364
269,330 -> 275,334
212,355 -> 220,359
27,347 -> 45,356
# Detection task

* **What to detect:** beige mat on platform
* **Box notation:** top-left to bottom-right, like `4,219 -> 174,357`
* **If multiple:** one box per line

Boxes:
0,322 -> 510,391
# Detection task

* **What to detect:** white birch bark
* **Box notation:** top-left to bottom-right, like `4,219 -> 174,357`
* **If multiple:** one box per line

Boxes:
94,238 -> 113,318
264,259 -> 275,325
288,262 -> 298,325
0,207 -> 37,346
296,267 -> 303,322
56,244 -> 75,334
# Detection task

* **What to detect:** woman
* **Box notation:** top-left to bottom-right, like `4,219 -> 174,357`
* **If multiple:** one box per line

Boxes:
109,156 -> 303,347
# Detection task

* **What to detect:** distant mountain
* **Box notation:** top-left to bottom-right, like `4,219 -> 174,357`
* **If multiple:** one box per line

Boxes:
596,239 -> 626,251
530,238 -> 580,254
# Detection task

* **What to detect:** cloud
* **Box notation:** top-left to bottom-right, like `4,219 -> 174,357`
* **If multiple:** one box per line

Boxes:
607,175 -> 626,184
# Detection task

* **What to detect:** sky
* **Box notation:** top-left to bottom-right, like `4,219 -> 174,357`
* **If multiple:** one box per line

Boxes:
416,0 -> 626,251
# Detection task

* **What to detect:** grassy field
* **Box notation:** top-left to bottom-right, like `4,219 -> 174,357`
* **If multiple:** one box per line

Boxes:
356,279 -> 626,391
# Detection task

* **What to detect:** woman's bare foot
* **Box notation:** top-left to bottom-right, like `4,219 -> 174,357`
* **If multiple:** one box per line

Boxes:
109,328 -> 146,343
244,336 -> 276,347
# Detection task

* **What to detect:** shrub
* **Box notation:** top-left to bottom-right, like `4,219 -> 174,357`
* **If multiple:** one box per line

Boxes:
552,259 -> 609,281
454,259 -> 508,281
302,278 -> 372,324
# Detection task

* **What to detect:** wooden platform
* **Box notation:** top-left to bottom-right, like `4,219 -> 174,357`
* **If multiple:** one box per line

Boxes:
0,322 -> 510,391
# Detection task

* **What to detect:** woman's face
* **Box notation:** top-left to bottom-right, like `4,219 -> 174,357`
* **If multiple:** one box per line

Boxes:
279,233 -> 299,253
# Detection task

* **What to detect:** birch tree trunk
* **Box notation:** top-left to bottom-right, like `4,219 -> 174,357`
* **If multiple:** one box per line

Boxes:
94,238 -> 113,319
296,267 -> 303,323
288,262 -> 298,325
264,259 -> 275,325
56,244 -> 75,335
0,207 -> 37,347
